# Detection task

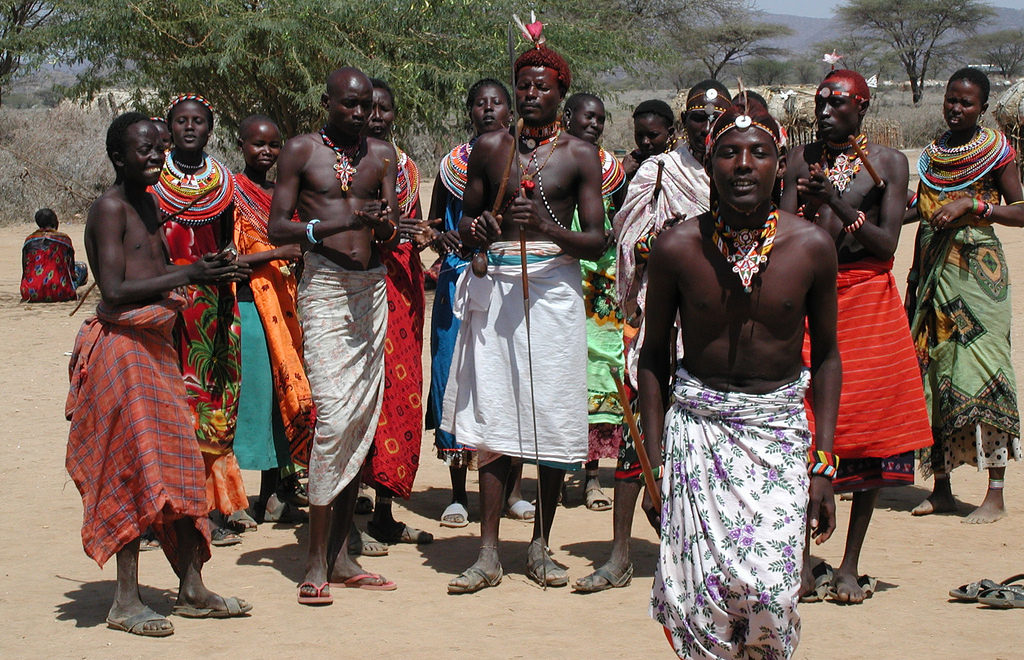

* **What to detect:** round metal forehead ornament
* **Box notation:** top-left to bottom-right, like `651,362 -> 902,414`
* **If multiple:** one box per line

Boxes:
818,87 -> 832,98
705,88 -> 718,102
705,103 -> 717,117
735,114 -> 752,129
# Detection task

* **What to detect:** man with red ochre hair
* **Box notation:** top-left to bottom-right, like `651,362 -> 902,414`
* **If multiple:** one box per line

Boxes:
782,69 -> 931,604
442,25 -> 606,593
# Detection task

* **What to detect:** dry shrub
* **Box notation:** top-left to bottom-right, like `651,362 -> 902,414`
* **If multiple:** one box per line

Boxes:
0,101 -> 238,226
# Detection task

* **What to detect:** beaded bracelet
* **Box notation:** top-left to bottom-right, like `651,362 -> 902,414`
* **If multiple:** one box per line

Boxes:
305,218 -> 322,244
807,450 -> 840,479
843,211 -> 866,234
970,198 -> 981,216
982,201 -> 995,219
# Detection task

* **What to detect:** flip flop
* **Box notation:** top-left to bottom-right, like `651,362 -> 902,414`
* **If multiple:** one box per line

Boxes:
800,561 -> 834,603
106,607 -> 174,637
448,566 -> 503,594
348,530 -> 389,556
950,574 -> 1024,602
171,596 -> 252,618
367,520 -> 433,545
334,573 -> 397,591
573,564 -> 634,593
978,585 -> 1024,608
440,502 -> 470,528
297,582 -> 333,606
585,483 -> 613,511
506,499 -> 535,521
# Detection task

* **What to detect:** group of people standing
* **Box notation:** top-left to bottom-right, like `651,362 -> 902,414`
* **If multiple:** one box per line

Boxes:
62,16 -> 1021,659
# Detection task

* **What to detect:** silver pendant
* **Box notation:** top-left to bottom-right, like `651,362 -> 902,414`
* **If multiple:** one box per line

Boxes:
524,138 -> 536,150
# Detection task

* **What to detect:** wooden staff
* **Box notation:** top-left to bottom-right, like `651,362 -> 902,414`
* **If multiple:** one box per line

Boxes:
848,134 -> 885,189
610,366 -> 662,513
651,160 -> 665,205
471,119 -> 522,278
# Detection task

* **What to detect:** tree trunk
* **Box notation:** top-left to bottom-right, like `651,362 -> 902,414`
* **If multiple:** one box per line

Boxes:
912,77 -> 923,105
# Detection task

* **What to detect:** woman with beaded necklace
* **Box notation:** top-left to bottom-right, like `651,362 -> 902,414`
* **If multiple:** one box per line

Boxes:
357,78 -> 433,546
153,94 -> 250,546
908,68 -> 1024,524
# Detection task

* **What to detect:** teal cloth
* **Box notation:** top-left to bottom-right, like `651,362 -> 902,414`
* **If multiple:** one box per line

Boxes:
235,301 -> 291,471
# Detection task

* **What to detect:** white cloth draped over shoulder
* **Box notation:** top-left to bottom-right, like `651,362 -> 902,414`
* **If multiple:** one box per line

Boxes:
298,252 -> 387,506
441,241 -> 588,468
652,366 -> 811,660
614,144 -> 710,385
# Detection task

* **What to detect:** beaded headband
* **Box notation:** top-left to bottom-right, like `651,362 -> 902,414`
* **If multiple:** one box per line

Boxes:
168,94 -> 214,115
816,86 -> 866,102
707,115 -> 782,154
685,87 -> 725,117
149,116 -> 167,124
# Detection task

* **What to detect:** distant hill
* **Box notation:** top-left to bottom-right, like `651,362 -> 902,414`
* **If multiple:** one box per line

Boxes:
758,4 -> 1024,57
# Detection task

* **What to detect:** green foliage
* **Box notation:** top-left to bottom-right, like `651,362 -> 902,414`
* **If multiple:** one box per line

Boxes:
837,0 -> 996,104
57,0 -> 653,154
743,57 -> 788,86
666,6 -> 792,81
0,1 -> 59,105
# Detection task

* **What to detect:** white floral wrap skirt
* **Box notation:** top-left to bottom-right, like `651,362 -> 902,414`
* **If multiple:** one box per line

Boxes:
651,367 -> 811,660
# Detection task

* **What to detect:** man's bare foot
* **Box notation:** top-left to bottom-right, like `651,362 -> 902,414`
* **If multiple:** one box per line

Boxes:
107,602 -> 174,636
832,568 -> 868,604
963,499 -> 1006,524
573,559 -> 633,592
448,546 -> 502,594
910,492 -> 957,516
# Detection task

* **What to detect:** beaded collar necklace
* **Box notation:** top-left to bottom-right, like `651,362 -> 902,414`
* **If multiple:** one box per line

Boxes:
521,120 -> 561,149
821,134 -> 867,196
711,202 -> 779,293
919,127 -> 1014,192
319,127 -> 364,194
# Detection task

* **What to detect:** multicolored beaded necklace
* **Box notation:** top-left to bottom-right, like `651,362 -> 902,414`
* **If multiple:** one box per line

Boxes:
711,202 -> 779,293
439,139 -> 475,199
154,151 -> 234,226
394,146 -> 420,218
233,173 -> 272,245
521,120 -> 560,150
520,129 -> 560,192
599,147 -> 625,198
821,134 -> 866,197
918,126 -> 1014,193
319,127 -> 364,193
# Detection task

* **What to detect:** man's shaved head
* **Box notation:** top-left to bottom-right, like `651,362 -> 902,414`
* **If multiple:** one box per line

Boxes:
326,67 -> 371,97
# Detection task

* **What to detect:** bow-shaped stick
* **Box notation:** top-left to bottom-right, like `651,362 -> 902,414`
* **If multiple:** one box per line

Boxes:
847,134 -> 885,189
610,367 -> 662,514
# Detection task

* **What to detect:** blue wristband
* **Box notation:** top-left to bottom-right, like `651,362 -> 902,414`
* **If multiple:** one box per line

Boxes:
306,218 -> 322,244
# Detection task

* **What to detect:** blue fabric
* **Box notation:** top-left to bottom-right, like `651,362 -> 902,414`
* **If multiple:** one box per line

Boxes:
427,194 -> 470,452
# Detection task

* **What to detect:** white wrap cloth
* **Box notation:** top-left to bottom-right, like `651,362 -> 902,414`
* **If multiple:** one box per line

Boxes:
652,366 -> 811,660
614,144 -> 710,385
298,252 -> 387,506
442,241 -> 588,469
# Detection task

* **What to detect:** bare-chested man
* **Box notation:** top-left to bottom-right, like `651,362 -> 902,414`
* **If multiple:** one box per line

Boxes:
781,69 -> 932,604
641,98 -> 840,659
268,67 -> 400,604
67,113 -> 252,637
442,32 -> 606,593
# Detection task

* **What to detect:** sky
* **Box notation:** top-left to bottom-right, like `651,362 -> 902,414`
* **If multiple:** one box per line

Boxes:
755,0 -> 1024,18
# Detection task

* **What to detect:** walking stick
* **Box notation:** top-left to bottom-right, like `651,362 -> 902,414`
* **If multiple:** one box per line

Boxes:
68,283 -> 96,316
609,367 -> 662,513
472,120 -> 521,278
847,134 -> 885,189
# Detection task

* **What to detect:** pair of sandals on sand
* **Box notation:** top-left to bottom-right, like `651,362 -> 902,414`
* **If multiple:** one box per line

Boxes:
950,574 -> 1024,608
297,574 -> 398,605
106,597 -> 252,637
800,562 -> 877,603
439,499 -> 537,528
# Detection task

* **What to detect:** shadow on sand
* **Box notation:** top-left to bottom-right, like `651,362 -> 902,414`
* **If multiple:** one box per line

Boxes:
55,577 -> 177,628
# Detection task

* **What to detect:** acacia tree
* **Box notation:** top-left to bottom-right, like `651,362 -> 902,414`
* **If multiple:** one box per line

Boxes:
670,8 -> 792,80
58,0 -> 652,148
837,0 -> 995,104
0,1 -> 59,106
969,29 -> 1024,78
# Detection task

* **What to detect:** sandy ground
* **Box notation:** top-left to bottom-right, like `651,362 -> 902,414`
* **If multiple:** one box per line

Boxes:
2,200 -> 1024,659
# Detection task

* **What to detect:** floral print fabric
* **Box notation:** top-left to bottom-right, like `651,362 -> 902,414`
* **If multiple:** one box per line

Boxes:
652,367 -> 810,660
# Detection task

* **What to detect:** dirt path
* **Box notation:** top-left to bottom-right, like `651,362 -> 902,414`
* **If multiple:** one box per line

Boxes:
1,217 -> 1021,659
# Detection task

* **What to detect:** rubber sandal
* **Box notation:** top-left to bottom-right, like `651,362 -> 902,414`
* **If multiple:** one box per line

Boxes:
951,574 -> 1024,602
172,596 -> 252,618
106,607 -> 174,637
573,564 -> 634,593
584,483 -> 613,511
506,499 -> 535,521
448,566 -> 503,594
800,561 -> 834,603
440,502 -> 470,528
348,529 -> 389,556
526,547 -> 569,587
978,585 -> 1024,608
210,527 -> 242,547
367,520 -> 433,544
333,573 -> 397,591
227,509 -> 258,533
828,575 -> 877,602
297,582 -> 333,606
